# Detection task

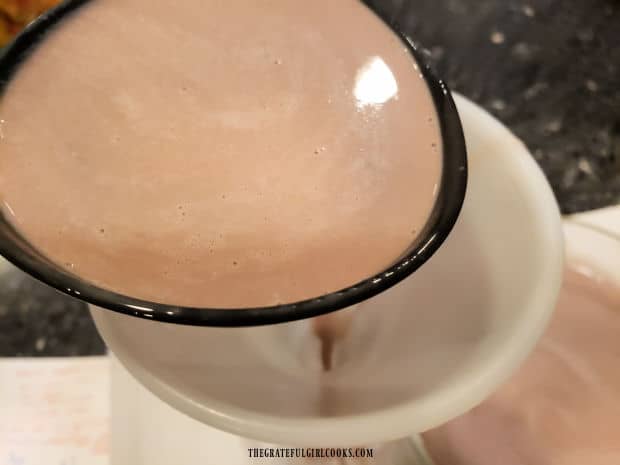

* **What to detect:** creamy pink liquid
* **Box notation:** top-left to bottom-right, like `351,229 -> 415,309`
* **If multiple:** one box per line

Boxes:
0,0 -> 441,308
423,267 -> 620,465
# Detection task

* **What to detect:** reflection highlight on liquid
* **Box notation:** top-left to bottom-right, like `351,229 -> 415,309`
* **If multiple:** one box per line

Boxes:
353,57 -> 398,108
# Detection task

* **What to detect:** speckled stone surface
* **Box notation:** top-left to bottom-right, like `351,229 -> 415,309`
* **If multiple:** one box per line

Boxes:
0,266 -> 105,356
395,0 -> 620,214
0,0 -> 618,356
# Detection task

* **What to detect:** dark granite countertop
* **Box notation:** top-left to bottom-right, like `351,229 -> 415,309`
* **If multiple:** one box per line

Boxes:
0,0 -> 618,357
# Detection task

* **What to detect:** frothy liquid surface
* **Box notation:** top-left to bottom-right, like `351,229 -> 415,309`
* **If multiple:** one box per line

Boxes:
423,267 -> 620,465
0,0 -> 441,308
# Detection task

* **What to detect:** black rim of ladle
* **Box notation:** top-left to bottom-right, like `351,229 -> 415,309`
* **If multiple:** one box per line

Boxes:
0,0 -> 467,327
